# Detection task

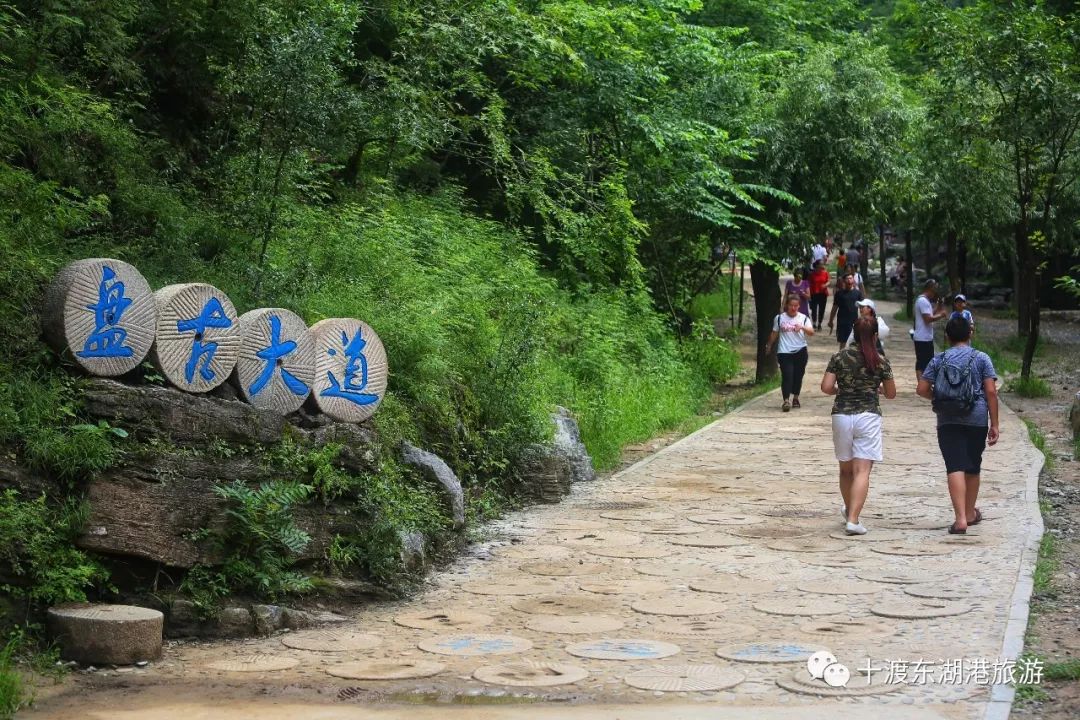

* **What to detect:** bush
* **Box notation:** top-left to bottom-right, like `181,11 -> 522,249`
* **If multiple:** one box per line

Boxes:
0,635 -> 25,720
1009,376 -> 1051,398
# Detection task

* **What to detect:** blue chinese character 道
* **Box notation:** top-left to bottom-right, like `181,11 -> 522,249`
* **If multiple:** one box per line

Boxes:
321,328 -> 378,406
249,314 -> 308,397
77,266 -> 134,359
177,297 -> 232,384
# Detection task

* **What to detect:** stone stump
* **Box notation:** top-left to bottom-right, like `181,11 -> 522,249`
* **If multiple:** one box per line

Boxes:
151,283 -> 240,393
308,318 -> 388,423
42,258 -> 156,376
232,308 -> 315,413
47,604 -> 163,665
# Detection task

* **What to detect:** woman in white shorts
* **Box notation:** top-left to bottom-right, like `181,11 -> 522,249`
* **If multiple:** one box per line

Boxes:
820,316 -> 897,534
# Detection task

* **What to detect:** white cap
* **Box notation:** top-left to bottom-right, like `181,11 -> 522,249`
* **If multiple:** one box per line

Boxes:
855,298 -> 876,310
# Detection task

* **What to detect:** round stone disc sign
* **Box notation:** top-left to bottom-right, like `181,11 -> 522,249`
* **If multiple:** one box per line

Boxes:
309,318 -> 388,423
43,258 -> 156,376
233,308 -> 315,413
152,283 -> 240,393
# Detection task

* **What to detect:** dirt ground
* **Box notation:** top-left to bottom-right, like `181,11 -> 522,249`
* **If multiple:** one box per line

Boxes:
975,311 -> 1080,719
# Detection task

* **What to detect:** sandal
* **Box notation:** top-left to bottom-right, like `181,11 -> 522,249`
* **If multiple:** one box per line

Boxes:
782,400 -> 791,412
948,523 -> 967,535
969,509 -> 983,526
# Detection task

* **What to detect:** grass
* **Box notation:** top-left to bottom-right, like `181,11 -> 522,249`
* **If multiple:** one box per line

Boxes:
1033,534 -> 1057,596
0,637 -> 27,719
892,307 -> 912,322
1044,659 -> 1080,681
1008,375 -> 1052,398
1023,419 -> 1054,471
672,376 -> 783,438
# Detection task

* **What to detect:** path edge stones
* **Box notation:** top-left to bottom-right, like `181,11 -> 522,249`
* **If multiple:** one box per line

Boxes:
984,416 -> 1045,720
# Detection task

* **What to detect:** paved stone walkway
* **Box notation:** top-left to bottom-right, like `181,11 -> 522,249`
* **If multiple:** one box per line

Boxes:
30,299 -> 1043,720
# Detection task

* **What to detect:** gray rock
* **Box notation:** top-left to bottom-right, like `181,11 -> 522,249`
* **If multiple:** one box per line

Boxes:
398,530 -> 427,571
551,407 -> 595,483
302,423 -> 379,473
315,576 -> 395,600
517,444 -> 573,504
400,442 -> 464,529
1070,392 -> 1080,439
212,607 -> 255,638
251,604 -> 284,635
164,599 -> 201,638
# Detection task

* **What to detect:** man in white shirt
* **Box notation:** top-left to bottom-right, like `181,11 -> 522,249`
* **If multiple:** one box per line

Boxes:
913,279 -> 948,381
811,241 -> 828,265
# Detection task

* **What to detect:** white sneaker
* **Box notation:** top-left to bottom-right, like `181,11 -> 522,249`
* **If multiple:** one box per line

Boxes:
845,522 -> 867,535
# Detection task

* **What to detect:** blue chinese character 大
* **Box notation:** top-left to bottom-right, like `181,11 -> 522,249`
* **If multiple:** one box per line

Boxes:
249,314 -> 309,398
176,297 -> 233,384
77,265 -> 134,359
322,328 -> 379,406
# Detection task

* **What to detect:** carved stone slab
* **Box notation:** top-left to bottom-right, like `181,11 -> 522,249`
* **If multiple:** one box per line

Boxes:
233,308 -> 314,413
152,283 -> 240,393
43,259 -> 156,376
309,318 -> 388,422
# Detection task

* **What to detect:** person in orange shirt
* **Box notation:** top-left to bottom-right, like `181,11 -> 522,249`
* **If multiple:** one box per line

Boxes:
808,260 -> 831,330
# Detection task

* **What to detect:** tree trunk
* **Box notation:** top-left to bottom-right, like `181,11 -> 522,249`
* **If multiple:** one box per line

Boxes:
878,225 -> 886,298
737,262 -> 746,328
924,233 -> 932,282
904,230 -> 915,320
958,236 -> 967,293
750,262 -> 780,383
946,229 -> 959,293
1016,219 -> 1030,337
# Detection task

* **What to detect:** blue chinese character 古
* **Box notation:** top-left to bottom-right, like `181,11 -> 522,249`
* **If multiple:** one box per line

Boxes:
321,328 -> 378,406
177,297 -> 232,384
249,314 -> 308,398
77,266 -> 134,359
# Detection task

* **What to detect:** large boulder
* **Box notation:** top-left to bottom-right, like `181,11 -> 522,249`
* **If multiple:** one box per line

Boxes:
399,442 -> 465,529
552,406 -> 595,483
516,407 -> 594,504
48,604 -> 163,665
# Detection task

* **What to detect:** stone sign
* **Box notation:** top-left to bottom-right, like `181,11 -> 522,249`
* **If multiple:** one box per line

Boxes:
233,308 -> 314,413
151,283 -> 240,393
309,318 -> 388,423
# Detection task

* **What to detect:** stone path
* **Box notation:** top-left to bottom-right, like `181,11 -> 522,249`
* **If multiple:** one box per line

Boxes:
29,299 -> 1044,720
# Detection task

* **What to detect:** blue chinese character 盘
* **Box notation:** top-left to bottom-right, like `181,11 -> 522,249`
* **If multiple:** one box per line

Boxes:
249,314 -> 308,397
176,297 -> 232,384
77,266 -> 134,359
321,328 -> 378,406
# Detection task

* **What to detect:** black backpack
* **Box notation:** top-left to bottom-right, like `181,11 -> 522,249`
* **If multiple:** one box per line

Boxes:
931,349 -> 978,415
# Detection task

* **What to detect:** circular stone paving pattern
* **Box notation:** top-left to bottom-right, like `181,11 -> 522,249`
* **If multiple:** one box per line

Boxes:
856,569 -> 947,585
689,577 -> 776,595
418,634 -> 533,657
600,509 -> 674,522
579,579 -> 669,595
716,642 -> 827,664
902,583 -> 992,601
828,529 -> 909,543
565,638 -> 681,661
799,617 -> 896,639
796,580 -> 881,596
394,610 -> 494,632
512,595 -> 606,616
525,614 -> 625,635
631,597 -> 726,617
587,546 -> 673,560
462,579 -> 558,596
205,654 -> 300,672
687,513 -> 764,526
634,563 -> 712,579
649,619 -> 758,641
520,561 -> 609,577
473,661 -> 589,687
870,543 -> 953,557
776,668 -> 901,697
524,519 -> 607,531
753,598 -> 847,617
495,545 -> 571,560
870,600 -> 972,620
766,538 -> 849,553
325,659 -> 446,680
553,530 -> 642,547
669,534 -> 748,548
623,665 -> 745,692
280,630 -> 382,652
729,525 -> 818,540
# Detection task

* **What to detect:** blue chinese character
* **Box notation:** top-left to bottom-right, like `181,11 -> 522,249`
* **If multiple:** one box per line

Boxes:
249,314 -> 308,397
77,266 -> 134,359
176,297 -> 232,384
321,328 -> 378,406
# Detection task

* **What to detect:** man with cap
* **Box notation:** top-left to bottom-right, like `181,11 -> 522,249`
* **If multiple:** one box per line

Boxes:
828,273 -> 863,349
950,294 -> 975,333
913,279 -> 949,382
847,298 -> 890,353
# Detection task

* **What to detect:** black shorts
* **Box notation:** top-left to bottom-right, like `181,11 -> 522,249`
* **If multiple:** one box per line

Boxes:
936,424 -> 988,474
914,340 -> 935,372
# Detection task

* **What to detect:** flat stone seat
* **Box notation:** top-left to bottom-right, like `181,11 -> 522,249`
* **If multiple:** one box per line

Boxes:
48,603 -> 163,665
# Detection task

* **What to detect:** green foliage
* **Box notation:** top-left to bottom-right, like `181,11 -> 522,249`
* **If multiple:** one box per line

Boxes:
1023,419 -> 1054,472
0,490 -> 109,607
0,634 -> 26,720
1044,659 -> 1080,682
181,481 -> 315,611
1008,376 -> 1052,399
1033,534 -> 1057,596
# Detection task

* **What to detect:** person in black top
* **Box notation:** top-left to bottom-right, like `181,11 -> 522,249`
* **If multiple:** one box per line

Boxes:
827,273 -> 863,349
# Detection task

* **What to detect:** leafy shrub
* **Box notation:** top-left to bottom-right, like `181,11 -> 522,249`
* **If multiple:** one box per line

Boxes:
0,491 -> 110,607
0,635 -> 25,720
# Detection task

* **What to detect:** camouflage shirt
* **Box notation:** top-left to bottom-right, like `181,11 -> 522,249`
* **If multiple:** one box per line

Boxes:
826,348 -> 894,416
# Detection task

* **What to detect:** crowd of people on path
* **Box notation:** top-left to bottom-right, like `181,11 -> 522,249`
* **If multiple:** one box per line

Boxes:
770,245 -> 999,538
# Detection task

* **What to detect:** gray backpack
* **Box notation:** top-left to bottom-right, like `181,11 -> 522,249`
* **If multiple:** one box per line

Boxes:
931,349 -> 977,416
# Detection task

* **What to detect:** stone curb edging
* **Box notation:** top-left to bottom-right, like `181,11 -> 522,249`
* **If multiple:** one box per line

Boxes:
984,425 -> 1045,720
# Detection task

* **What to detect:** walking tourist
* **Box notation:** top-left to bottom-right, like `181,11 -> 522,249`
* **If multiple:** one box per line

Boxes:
784,268 -> 811,317
846,244 -> 861,276
916,316 -> 1000,534
821,316 -> 896,535
765,294 -> 814,412
950,293 -> 974,333
812,239 -> 828,266
913,279 -> 948,382
809,260 -> 830,330
846,298 -> 889,353
828,273 -> 863,349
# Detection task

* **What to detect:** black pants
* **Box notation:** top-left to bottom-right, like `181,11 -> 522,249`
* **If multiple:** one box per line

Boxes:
810,294 -> 828,326
777,347 -> 809,399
